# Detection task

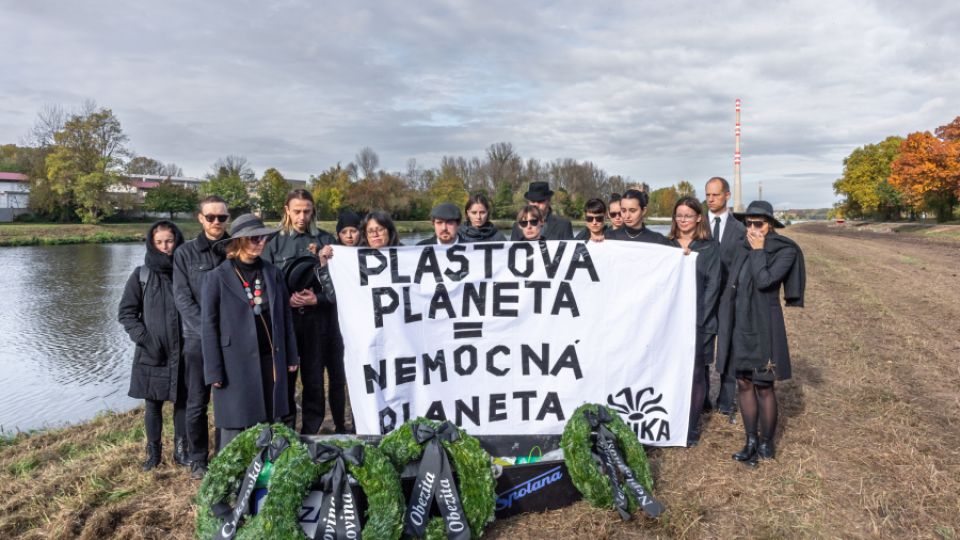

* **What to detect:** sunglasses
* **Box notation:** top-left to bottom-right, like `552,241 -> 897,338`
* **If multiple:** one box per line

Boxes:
608,211 -> 621,218
519,219 -> 540,227
745,219 -> 767,229
584,215 -> 604,223
248,235 -> 269,244
203,214 -> 229,223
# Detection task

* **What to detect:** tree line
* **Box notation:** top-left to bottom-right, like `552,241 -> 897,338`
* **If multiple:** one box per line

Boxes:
2,103 -> 707,223
833,115 -> 960,222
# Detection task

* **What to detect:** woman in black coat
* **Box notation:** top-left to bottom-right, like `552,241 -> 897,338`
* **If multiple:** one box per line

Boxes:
118,220 -> 187,471
718,201 -> 805,465
460,193 -> 507,242
201,214 -> 299,450
667,197 -> 721,446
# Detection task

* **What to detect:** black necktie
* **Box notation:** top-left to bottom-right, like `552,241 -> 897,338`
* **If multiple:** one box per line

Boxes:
713,217 -> 721,242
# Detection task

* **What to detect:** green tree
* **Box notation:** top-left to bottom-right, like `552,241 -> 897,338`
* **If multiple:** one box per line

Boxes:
676,180 -> 696,198
127,156 -> 183,177
492,181 -> 516,219
310,164 -> 352,219
43,107 -> 129,223
144,179 -> 198,218
427,166 -> 469,210
648,186 -> 679,217
200,174 -> 251,216
256,168 -> 291,219
833,136 -> 905,219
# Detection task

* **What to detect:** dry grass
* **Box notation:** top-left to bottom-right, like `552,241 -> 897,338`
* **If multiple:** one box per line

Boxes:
2,222 -> 959,538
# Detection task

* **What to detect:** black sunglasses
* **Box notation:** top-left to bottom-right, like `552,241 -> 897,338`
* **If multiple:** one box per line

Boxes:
585,215 -> 604,223
745,219 -> 767,229
203,214 -> 229,223
608,211 -> 621,218
519,219 -> 540,227
248,235 -> 269,244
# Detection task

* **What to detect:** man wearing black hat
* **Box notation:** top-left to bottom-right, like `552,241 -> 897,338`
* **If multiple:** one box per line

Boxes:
510,181 -> 573,241
418,202 -> 469,245
172,195 -> 230,479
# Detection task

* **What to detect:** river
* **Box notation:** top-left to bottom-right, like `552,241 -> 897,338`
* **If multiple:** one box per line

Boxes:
0,225 -> 668,433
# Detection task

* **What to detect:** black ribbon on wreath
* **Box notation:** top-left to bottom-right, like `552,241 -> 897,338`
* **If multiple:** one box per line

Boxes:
404,421 -> 471,540
212,426 -> 291,540
585,408 -> 665,520
306,444 -> 364,540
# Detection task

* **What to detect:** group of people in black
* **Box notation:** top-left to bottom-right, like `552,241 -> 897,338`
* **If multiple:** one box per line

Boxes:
118,176 -> 804,478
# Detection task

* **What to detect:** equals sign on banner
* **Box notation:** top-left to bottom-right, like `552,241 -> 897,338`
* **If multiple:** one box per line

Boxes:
453,322 -> 483,339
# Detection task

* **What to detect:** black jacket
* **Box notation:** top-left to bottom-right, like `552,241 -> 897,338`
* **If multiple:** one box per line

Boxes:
575,225 -> 608,241
606,225 -> 671,245
118,221 -> 185,401
459,222 -> 506,242
201,259 -> 299,428
263,227 -> 338,334
716,234 -> 804,380
173,232 -> 228,339
510,210 -> 573,241
416,233 -> 469,245
715,213 -> 747,285
669,238 -> 722,335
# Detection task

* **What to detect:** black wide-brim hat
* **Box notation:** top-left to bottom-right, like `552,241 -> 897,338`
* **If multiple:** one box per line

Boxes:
734,200 -> 785,228
284,255 -> 321,292
524,181 -> 554,202
216,213 -> 280,244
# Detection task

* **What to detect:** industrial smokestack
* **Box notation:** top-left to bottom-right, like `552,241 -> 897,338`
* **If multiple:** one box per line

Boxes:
734,98 -> 743,212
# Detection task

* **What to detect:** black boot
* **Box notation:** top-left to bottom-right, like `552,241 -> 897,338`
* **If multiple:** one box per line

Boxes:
758,440 -> 776,460
732,434 -> 758,464
142,441 -> 162,471
173,437 -> 190,467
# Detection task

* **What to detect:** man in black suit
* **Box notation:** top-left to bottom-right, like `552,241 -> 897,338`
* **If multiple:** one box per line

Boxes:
705,176 -> 746,420
418,202 -> 469,245
510,181 -> 573,240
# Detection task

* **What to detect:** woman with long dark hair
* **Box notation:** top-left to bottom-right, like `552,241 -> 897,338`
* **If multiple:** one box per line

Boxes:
118,220 -> 187,471
460,193 -> 506,242
359,210 -> 402,248
201,214 -> 299,449
667,197 -> 721,446
606,189 -> 669,244
718,201 -> 805,465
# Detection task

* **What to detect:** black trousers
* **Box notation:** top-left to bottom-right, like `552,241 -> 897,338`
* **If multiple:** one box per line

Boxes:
144,398 -> 186,444
183,338 -> 212,462
289,308 -> 348,434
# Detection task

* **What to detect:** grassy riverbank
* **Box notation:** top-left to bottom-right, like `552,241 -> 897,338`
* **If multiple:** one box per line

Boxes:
2,221 -> 958,538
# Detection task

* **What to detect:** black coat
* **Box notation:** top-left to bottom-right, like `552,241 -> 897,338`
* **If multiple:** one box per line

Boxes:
118,266 -> 184,401
173,232 -> 228,339
510,210 -> 573,240
669,238 -> 722,336
201,259 -> 299,428
716,234 -> 804,380
715,214 -> 746,285
416,233 -> 470,245
263,228 -> 338,335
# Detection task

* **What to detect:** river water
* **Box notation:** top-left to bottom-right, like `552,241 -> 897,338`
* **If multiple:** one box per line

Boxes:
0,226 -> 668,433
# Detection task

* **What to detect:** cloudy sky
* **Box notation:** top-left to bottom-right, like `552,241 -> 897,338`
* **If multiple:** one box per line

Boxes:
1,1 -> 958,208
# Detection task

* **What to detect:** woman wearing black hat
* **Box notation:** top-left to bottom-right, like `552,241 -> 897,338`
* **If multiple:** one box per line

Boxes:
667,197 -> 721,446
118,220 -> 187,471
336,210 -> 362,246
461,193 -> 506,242
359,210 -> 402,248
718,201 -> 805,465
201,214 -> 299,449
606,189 -> 670,244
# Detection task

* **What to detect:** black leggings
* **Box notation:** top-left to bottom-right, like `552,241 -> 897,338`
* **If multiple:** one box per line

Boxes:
736,376 -> 778,442
144,398 -> 186,444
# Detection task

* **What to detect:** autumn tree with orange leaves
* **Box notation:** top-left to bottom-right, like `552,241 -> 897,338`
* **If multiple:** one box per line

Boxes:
889,116 -> 960,221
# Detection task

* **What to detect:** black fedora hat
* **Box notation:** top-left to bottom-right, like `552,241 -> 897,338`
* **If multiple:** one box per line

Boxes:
284,255 -> 320,293
734,200 -> 785,228
217,213 -> 280,244
523,181 -> 555,202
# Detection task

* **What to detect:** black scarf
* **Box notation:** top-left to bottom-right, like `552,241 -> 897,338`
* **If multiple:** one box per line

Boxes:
144,220 -> 184,275
460,222 -> 501,242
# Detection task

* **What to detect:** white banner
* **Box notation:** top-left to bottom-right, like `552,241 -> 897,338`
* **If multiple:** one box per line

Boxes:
328,240 -> 697,446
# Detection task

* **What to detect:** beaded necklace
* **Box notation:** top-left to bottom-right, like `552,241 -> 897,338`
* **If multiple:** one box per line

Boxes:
233,264 -> 264,315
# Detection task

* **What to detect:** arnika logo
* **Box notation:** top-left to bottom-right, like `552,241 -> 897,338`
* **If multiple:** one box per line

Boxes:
495,465 -> 564,510
606,387 -> 671,442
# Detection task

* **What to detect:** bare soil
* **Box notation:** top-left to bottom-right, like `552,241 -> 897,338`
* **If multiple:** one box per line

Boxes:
2,222 -> 958,539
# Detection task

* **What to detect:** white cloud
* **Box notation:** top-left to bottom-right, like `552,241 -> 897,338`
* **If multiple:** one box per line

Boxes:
1,0 -> 958,207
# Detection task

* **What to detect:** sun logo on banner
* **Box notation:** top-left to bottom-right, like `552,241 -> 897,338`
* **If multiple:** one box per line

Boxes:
606,387 -> 671,442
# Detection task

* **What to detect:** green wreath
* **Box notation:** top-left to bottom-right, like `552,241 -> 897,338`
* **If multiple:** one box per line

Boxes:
379,418 -> 496,540
560,404 -> 655,512
254,438 -> 404,539
195,423 -> 312,539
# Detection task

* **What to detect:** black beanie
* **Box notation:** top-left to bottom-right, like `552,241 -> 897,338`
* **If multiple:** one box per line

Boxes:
336,210 -> 362,233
